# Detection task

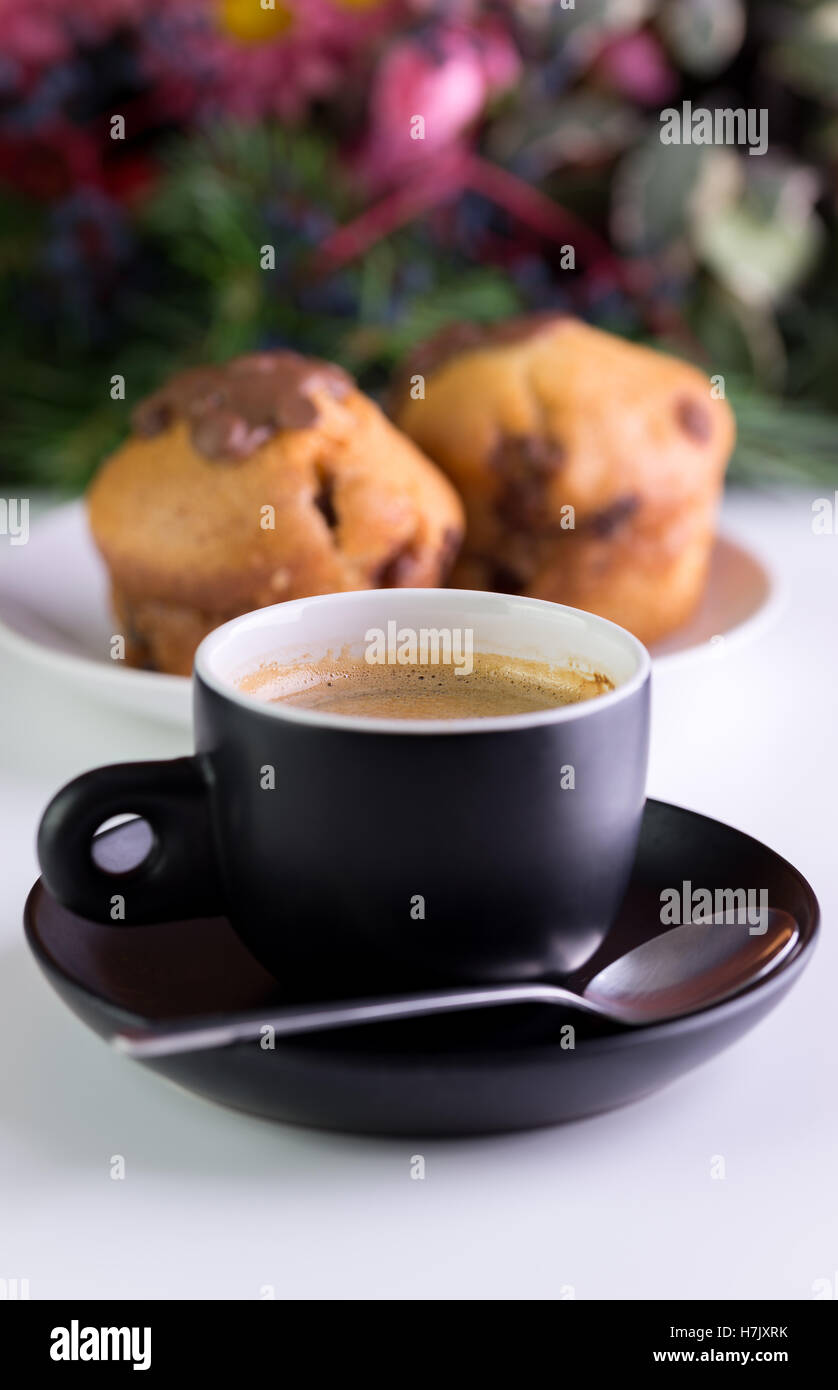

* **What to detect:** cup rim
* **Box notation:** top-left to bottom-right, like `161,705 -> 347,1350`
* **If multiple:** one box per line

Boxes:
194,589 -> 651,736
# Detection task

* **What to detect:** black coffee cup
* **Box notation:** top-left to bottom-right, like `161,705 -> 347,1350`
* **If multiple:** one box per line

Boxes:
37,590 -> 650,998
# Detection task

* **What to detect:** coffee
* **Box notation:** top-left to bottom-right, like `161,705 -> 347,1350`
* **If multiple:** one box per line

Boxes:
239,651 -> 614,719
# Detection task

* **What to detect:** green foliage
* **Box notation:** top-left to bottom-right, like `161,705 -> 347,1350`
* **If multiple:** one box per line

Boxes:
727,384 -> 838,487
658,0 -> 747,77
0,126 -> 524,484
612,137 -> 711,255
488,92 -> 644,173
768,5 -> 838,100
1,3 -> 837,489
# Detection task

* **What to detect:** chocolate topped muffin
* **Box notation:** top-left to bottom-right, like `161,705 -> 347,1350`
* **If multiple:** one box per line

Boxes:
87,350 -> 464,675
393,316 -> 735,647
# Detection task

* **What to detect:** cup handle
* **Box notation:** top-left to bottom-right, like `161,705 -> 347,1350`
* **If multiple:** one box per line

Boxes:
36,756 -> 224,925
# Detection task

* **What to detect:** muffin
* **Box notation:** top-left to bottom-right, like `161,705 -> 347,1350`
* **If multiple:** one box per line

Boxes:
392,315 -> 735,646
87,351 -> 464,675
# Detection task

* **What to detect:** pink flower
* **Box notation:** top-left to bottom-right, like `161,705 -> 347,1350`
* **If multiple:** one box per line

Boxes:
0,3 -> 70,68
359,20 -> 522,189
140,0 -> 400,123
594,31 -> 678,107
0,2 -> 402,123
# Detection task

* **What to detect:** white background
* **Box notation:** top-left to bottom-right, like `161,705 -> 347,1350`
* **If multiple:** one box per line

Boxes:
0,487 -> 835,1300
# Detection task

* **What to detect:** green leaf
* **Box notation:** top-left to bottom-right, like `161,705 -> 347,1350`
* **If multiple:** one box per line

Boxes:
611,132 -> 710,254
342,267 -> 524,376
688,281 -> 764,381
769,4 -> 838,101
658,0 -> 746,77
490,93 -> 644,173
692,163 -> 823,307
726,382 -> 838,487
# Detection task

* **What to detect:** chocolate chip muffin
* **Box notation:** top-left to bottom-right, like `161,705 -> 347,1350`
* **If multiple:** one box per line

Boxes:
87,351 -> 464,675
392,315 -> 735,647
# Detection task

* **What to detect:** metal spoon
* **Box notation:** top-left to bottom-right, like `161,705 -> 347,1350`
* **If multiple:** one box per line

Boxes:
113,912 -> 797,1060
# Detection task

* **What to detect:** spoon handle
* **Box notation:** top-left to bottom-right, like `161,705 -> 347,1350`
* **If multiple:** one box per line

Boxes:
113,980 -> 605,1060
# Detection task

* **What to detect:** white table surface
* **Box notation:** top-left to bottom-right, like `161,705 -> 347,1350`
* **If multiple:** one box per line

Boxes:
0,486 -> 835,1301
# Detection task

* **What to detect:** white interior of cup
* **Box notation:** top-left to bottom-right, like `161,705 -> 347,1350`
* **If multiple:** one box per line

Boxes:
196,589 -> 651,735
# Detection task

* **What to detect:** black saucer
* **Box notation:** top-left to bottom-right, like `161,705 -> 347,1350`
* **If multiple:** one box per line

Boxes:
24,801 -> 818,1137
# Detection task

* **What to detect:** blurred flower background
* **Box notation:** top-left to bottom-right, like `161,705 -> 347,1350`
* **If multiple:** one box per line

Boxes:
1,0 -> 836,488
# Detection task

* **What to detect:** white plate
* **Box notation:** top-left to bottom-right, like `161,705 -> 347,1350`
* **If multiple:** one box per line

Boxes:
0,501 -> 780,726
0,502 -> 190,725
